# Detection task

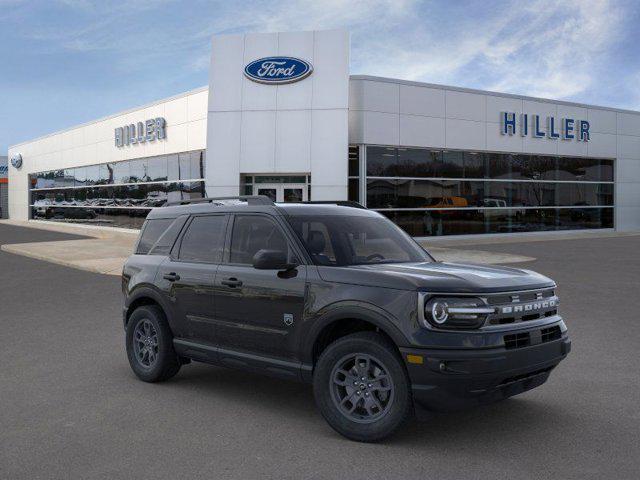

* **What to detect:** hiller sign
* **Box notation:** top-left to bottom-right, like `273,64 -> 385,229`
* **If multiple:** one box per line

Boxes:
500,112 -> 590,142
115,117 -> 166,147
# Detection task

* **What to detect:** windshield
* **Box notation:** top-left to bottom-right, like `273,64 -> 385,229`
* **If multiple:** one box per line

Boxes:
286,214 -> 433,266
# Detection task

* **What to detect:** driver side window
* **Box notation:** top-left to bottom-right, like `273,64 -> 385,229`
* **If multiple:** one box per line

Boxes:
229,215 -> 290,265
297,221 -> 336,265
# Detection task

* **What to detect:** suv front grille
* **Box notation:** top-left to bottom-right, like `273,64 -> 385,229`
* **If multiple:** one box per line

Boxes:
541,325 -> 562,343
486,289 -> 558,326
503,325 -> 563,350
504,332 -> 531,349
487,289 -> 555,305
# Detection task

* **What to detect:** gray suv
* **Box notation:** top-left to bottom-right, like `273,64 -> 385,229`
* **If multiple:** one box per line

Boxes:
122,196 -> 570,442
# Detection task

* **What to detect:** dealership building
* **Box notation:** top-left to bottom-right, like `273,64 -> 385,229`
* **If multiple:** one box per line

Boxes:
0,156 -> 7,219
7,29 -> 640,236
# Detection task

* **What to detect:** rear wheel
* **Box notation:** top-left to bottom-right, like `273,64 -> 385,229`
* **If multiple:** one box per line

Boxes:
126,305 -> 181,382
313,332 -> 412,442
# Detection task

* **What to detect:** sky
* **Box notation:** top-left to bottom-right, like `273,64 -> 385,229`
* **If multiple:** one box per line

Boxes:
2,0 -> 640,153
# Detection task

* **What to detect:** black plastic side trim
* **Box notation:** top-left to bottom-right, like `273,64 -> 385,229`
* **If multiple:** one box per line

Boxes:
173,338 -> 311,382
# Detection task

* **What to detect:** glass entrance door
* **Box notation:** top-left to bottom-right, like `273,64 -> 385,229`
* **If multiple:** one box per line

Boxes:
255,183 -> 307,203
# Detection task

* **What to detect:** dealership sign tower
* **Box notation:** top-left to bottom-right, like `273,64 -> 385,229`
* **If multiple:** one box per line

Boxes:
205,30 -> 350,201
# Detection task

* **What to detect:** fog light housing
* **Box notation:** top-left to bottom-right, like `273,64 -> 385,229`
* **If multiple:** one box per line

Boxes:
423,297 -> 494,329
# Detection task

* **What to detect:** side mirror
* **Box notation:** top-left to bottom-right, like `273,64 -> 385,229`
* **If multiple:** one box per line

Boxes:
252,249 -> 297,270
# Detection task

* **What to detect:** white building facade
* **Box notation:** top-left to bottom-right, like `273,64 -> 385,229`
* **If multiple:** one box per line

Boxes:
7,29 -> 640,236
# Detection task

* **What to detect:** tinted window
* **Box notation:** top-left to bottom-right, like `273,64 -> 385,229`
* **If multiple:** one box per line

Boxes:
380,207 -> 614,237
32,206 -> 150,229
85,165 -> 100,185
148,155 -> 168,182
179,215 -> 227,263
74,167 -> 87,187
366,147 -> 397,176
229,216 -> 289,264
179,151 -> 203,180
348,178 -> 360,203
149,215 -> 188,255
348,145 -> 359,176
130,159 -> 148,183
137,218 -> 174,254
112,161 -> 130,184
287,214 -> 431,266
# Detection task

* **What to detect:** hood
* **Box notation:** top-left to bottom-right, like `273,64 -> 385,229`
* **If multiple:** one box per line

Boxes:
317,261 -> 555,293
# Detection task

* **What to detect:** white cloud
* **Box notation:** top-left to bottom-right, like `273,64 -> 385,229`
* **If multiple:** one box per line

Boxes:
346,0 -> 625,101
7,0 -> 634,105
484,0 -> 624,99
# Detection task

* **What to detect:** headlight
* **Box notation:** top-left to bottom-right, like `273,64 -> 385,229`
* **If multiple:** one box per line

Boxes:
422,297 -> 494,329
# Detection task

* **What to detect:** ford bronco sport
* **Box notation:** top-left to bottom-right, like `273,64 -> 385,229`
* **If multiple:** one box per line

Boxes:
122,196 -> 570,442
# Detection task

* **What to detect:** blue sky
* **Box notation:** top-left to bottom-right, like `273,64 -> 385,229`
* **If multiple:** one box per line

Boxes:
2,0 -> 639,153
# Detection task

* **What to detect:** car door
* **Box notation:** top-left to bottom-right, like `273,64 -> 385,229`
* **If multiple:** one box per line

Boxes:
213,213 -> 307,363
157,214 -> 229,345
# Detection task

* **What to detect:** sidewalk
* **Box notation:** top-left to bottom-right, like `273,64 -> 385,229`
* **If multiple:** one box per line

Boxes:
0,220 -> 137,276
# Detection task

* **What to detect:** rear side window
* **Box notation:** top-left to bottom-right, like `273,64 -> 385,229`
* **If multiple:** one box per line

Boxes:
148,215 -> 188,256
136,218 -> 174,254
178,215 -> 227,263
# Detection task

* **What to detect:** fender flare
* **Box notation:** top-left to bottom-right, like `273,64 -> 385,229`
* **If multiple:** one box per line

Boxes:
124,285 -> 172,326
301,302 -> 410,366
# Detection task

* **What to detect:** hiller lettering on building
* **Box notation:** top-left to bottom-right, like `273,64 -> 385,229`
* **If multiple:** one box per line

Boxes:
115,117 -> 166,147
500,112 -> 590,141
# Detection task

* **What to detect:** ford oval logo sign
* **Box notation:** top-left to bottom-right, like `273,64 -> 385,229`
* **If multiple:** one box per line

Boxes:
10,153 -> 23,169
244,56 -> 313,85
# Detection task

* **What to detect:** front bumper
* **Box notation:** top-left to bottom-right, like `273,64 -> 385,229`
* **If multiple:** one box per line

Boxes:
401,332 -> 571,412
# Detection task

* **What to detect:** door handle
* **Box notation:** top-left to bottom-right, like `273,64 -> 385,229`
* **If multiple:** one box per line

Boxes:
163,272 -> 180,282
221,277 -> 243,288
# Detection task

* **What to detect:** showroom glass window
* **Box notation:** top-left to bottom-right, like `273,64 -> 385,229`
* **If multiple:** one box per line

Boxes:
28,150 -> 206,229
358,146 -> 614,236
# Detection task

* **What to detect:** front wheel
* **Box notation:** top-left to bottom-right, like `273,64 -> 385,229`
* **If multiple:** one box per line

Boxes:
313,332 -> 413,442
126,305 -> 181,382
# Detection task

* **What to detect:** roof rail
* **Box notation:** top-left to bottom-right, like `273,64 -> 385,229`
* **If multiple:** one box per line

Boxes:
165,195 -> 274,207
299,200 -> 367,209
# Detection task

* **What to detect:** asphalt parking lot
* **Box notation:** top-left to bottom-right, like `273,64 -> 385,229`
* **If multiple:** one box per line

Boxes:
1,223 -> 638,480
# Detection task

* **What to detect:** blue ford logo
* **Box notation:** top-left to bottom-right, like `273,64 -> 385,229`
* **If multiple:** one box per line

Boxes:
244,56 -> 313,84
10,153 -> 23,169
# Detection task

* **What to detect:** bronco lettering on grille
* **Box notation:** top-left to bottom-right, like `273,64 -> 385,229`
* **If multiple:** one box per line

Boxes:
501,299 -> 556,314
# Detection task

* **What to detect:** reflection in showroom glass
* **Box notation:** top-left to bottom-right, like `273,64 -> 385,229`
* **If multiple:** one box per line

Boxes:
366,179 -> 614,209
357,146 -> 615,236
29,151 -> 206,229
31,150 -> 205,189
366,147 -> 614,182
381,208 -> 613,237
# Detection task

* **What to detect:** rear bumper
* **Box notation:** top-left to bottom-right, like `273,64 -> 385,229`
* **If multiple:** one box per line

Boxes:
401,334 -> 571,411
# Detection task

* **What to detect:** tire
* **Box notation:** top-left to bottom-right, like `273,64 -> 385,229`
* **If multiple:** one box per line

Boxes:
313,331 -> 413,442
126,305 -> 181,383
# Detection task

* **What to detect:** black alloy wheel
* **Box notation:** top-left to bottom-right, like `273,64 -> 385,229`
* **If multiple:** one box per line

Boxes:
330,353 -> 395,423
125,305 -> 181,383
314,331 -> 413,442
132,319 -> 159,368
